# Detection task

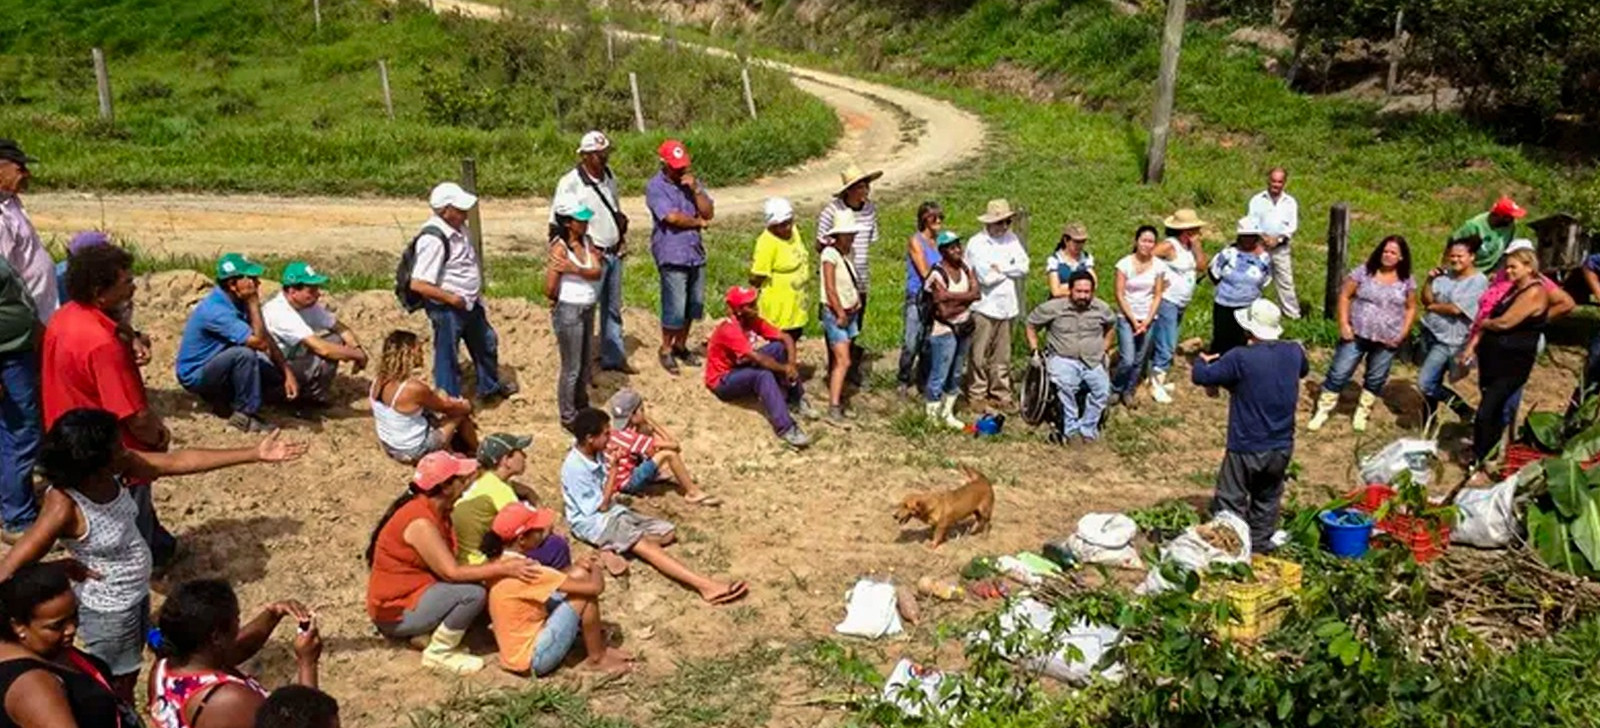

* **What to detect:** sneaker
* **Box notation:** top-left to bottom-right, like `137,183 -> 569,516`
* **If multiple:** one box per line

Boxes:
779,426 -> 811,449
1150,380 -> 1173,404
793,398 -> 821,420
227,412 -> 275,433
659,352 -> 680,375
1118,391 -> 1138,409
602,361 -> 640,374
673,348 -> 702,367
827,405 -> 848,424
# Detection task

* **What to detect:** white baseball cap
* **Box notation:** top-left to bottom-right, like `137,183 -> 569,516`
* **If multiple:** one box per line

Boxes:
578,130 -> 610,154
429,182 -> 478,212
764,197 -> 794,226
1234,298 -> 1284,341
1506,238 -> 1535,254
1236,215 -> 1264,236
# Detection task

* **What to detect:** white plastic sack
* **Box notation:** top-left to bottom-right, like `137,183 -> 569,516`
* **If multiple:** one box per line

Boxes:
1137,511 -> 1252,595
834,579 -> 904,639
974,598 -> 1124,686
1360,438 -> 1439,487
1067,512 -> 1143,569
882,658 -> 954,719
1453,477 -> 1518,549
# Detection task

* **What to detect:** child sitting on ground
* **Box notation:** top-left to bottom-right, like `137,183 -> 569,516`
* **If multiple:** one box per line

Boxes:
452,432 -> 575,570
604,388 -> 720,506
561,408 -> 748,605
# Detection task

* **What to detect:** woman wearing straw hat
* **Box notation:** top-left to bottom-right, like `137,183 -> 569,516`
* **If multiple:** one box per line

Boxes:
816,165 -> 883,385
748,198 -> 810,343
1150,209 -> 1207,404
1205,217 -> 1273,355
820,210 -> 867,422
965,199 -> 1030,409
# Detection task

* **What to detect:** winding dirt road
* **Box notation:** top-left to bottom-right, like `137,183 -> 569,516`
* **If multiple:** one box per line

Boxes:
26,1 -> 986,258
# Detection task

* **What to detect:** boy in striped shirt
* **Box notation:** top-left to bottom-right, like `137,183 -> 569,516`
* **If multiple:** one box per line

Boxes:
604,388 -> 721,507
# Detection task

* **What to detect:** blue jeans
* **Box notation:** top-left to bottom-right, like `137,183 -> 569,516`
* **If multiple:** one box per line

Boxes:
530,596 -> 581,676
1114,316 -> 1158,395
1416,328 -> 1463,414
658,264 -> 705,330
0,352 -> 40,531
1047,355 -> 1110,439
186,347 -> 285,415
898,296 -> 929,387
1151,300 -> 1184,372
1320,338 -> 1396,396
598,252 -> 627,369
924,331 -> 973,402
820,307 -> 860,345
425,302 -> 504,398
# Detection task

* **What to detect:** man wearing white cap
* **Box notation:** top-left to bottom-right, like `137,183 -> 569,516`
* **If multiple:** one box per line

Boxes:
551,131 -> 634,373
1205,217 -> 1274,355
406,182 -> 514,401
1192,299 -> 1308,552
815,165 -> 881,384
748,197 -> 809,341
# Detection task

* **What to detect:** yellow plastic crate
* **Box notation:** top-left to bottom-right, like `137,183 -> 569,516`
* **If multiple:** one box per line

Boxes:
1199,556 -> 1303,642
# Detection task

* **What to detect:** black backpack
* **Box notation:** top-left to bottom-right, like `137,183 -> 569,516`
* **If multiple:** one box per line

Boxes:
395,225 -> 450,312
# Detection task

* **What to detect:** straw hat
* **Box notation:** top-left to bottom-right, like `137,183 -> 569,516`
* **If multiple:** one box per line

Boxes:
837,164 -> 883,196
1060,222 -> 1088,241
1234,299 -> 1284,341
1163,209 -> 1206,230
977,199 -> 1016,224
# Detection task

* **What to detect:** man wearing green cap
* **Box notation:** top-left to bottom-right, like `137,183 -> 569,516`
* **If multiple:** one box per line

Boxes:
262,261 -> 368,406
175,253 -> 298,432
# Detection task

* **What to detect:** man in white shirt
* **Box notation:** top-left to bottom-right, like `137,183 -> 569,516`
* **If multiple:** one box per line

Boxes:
408,182 -> 516,400
964,199 -> 1030,408
550,131 -> 634,373
1246,167 -> 1301,318
261,261 -> 367,406
0,140 -> 57,324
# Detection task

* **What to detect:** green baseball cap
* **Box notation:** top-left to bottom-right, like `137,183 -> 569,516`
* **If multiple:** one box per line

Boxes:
215,253 -> 265,281
477,432 -> 533,468
281,261 -> 330,287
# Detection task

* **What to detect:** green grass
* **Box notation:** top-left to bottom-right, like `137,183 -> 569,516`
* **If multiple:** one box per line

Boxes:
0,0 -> 839,195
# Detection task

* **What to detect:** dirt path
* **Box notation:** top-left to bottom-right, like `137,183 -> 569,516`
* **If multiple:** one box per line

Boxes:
25,1 -> 986,258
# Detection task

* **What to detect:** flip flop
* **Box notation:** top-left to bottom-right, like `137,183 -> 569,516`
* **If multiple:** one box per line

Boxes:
686,493 -> 723,507
706,581 -> 749,605
599,551 -> 630,577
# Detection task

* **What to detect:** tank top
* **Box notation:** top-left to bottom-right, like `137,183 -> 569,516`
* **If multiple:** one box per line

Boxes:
1481,283 -> 1547,358
60,486 -> 151,613
367,496 -> 453,623
928,265 -> 974,337
371,380 -> 428,453
555,237 -> 600,306
0,654 -> 127,728
148,659 -> 268,728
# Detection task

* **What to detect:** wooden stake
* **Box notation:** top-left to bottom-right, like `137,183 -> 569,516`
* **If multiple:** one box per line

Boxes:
91,48 -> 113,123
1323,203 -> 1350,320
313,0 -> 322,32
606,32 -> 615,64
1386,10 -> 1404,96
740,66 -> 758,120
628,72 -> 645,132
1143,0 -> 1187,184
378,60 -> 395,121
461,158 -> 484,261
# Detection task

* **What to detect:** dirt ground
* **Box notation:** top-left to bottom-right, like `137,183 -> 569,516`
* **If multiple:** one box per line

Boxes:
103,269 -> 1584,727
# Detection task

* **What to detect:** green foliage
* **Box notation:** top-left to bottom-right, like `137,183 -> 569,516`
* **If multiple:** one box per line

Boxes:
1127,499 -> 1203,539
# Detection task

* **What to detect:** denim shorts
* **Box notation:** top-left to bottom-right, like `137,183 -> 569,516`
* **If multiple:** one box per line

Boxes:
658,264 -> 705,329
530,595 -> 581,676
621,458 -> 659,495
79,597 -> 150,677
820,307 -> 861,346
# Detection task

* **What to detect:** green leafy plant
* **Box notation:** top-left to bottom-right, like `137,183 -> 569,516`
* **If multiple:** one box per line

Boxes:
1127,499 -> 1203,542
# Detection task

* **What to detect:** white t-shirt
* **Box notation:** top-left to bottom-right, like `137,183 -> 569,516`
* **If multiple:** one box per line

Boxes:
411,216 -> 483,307
1115,255 -> 1169,320
819,246 -> 860,311
1161,240 -> 1198,307
262,292 -> 337,359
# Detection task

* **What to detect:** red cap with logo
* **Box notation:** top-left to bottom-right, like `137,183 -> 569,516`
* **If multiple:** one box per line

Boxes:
1490,195 -> 1527,219
491,502 -> 556,540
657,139 -> 691,170
725,285 -> 759,308
413,452 -> 478,492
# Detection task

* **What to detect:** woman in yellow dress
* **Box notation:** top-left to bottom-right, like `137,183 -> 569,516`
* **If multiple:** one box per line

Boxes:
749,198 -> 811,341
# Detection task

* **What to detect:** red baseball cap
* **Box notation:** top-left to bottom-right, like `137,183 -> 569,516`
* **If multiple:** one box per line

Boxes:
491,502 -> 556,540
725,285 -> 759,308
413,452 -> 478,492
1490,196 -> 1527,219
657,139 -> 691,170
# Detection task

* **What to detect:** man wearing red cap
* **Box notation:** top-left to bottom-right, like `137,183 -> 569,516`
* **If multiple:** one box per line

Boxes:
1451,195 -> 1527,270
704,286 -> 812,448
645,139 -> 716,375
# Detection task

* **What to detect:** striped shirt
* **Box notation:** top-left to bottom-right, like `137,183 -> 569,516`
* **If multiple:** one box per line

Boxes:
815,198 -> 879,294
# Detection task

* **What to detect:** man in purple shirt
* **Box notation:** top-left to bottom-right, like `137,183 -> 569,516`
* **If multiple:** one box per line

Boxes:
645,139 -> 716,375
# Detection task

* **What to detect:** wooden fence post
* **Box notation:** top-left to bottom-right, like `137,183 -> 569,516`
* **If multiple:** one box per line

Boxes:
91,48 -> 113,123
461,158 -> 484,261
313,0 -> 322,32
1143,0 -> 1187,184
1323,203 -> 1350,320
1385,10 -> 1405,96
740,66 -> 758,120
606,32 -> 615,65
628,72 -> 645,132
378,60 -> 395,121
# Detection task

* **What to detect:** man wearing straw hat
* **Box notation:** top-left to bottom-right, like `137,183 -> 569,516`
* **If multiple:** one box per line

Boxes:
964,199 -> 1030,409
1191,299 -> 1308,551
816,165 -> 882,384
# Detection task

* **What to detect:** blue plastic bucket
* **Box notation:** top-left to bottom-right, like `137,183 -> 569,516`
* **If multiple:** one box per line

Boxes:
1319,509 -> 1374,558
974,413 -> 1005,436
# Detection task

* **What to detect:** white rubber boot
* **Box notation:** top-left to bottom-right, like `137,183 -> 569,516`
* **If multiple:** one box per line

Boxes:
1307,391 -> 1338,432
1150,369 -> 1173,404
924,400 -> 942,422
1352,390 -> 1378,433
940,395 -> 965,430
420,626 -> 484,675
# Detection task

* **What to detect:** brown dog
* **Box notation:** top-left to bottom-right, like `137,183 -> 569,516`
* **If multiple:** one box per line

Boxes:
894,465 -> 994,547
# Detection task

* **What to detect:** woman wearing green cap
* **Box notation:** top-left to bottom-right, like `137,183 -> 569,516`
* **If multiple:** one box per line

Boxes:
547,200 -> 604,427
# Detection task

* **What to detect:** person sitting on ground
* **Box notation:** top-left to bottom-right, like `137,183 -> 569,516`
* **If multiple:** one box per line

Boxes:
562,408 -> 748,605
0,408 -> 307,701
175,254 -> 298,432
749,197 -> 810,344
605,388 -> 720,507
370,330 -> 477,465
0,562 -> 140,728
1307,235 -> 1417,433
365,451 -> 545,675
922,231 -> 981,429
452,432 -> 577,571
261,261 -> 368,407
705,286 -> 813,449
53,232 -> 151,364
1192,300 -> 1308,552
148,580 -> 321,728
255,686 -> 339,728
1026,270 -> 1115,445
481,502 -> 633,677
1046,222 -> 1096,297
1206,217 -> 1273,355
819,209 -> 866,423
1416,239 -> 1486,423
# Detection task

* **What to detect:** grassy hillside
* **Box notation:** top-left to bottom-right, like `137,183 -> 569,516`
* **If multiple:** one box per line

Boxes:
0,0 -> 839,195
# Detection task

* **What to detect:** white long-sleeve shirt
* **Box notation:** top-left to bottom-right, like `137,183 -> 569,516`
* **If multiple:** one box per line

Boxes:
1247,190 -> 1299,240
549,166 -> 623,249
966,229 -> 1030,320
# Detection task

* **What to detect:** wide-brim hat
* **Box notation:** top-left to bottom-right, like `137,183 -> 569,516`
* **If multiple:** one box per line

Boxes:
1234,299 -> 1283,341
837,164 -> 883,196
1163,209 -> 1206,230
1060,222 -> 1088,241
977,199 -> 1016,224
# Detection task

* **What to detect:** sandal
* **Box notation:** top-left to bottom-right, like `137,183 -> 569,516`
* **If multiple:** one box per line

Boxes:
705,581 -> 749,605
659,352 -> 680,375
685,493 -> 723,507
599,551 -> 630,577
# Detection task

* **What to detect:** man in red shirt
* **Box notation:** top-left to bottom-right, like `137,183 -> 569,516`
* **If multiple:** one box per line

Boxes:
704,286 -> 812,448
42,244 -> 178,564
